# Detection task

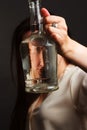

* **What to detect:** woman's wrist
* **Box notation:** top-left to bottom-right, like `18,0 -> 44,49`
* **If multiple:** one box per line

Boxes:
61,36 -> 74,58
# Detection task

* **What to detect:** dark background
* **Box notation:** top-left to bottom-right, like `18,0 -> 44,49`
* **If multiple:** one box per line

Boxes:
0,0 -> 87,130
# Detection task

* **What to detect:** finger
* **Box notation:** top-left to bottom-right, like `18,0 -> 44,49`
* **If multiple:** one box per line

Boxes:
41,8 -> 50,17
47,26 -> 64,38
44,16 -> 66,25
45,26 -> 67,44
45,23 -> 67,34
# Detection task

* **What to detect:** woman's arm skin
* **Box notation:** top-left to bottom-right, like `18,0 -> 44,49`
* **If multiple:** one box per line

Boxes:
41,8 -> 87,72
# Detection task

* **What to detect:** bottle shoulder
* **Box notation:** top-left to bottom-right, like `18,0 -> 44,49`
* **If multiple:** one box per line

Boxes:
21,32 -> 55,47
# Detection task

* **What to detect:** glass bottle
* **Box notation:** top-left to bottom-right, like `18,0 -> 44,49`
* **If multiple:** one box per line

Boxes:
20,0 -> 58,93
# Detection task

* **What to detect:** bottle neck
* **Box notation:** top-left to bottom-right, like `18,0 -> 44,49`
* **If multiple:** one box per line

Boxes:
28,0 -> 43,33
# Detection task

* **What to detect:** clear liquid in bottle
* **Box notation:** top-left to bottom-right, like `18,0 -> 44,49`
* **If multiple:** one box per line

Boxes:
20,33 -> 58,93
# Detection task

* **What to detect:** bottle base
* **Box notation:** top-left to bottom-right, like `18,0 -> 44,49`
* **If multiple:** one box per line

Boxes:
25,83 -> 58,93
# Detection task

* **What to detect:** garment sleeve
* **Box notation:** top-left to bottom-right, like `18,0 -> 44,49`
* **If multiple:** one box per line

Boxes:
70,67 -> 87,113
78,74 -> 87,113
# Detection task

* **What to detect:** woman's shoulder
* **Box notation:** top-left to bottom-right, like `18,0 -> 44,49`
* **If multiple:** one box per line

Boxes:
71,65 -> 87,80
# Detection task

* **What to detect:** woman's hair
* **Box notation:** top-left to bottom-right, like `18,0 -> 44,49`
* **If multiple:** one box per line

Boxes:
10,17 -> 40,130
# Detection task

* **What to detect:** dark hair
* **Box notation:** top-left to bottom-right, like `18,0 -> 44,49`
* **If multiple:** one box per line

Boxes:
10,17 -> 40,130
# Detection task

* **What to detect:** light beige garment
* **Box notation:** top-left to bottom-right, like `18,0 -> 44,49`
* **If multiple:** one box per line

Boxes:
26,65 -> 87,130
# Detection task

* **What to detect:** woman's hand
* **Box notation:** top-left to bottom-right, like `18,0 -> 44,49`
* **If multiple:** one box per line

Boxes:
41,8 -> 71,56
41,8 -> 87,72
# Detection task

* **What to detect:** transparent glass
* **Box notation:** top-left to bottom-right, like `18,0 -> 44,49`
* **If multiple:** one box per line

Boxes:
20,32 -> 58,93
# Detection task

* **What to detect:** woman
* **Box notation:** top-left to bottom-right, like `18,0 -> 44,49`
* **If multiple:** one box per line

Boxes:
10,8 -> 87,130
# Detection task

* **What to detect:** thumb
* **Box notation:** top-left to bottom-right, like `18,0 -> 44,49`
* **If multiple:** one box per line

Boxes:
41,8 -> 50,17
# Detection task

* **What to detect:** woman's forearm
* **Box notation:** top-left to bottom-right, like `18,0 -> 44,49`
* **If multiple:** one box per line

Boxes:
63,37 -> 87,71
